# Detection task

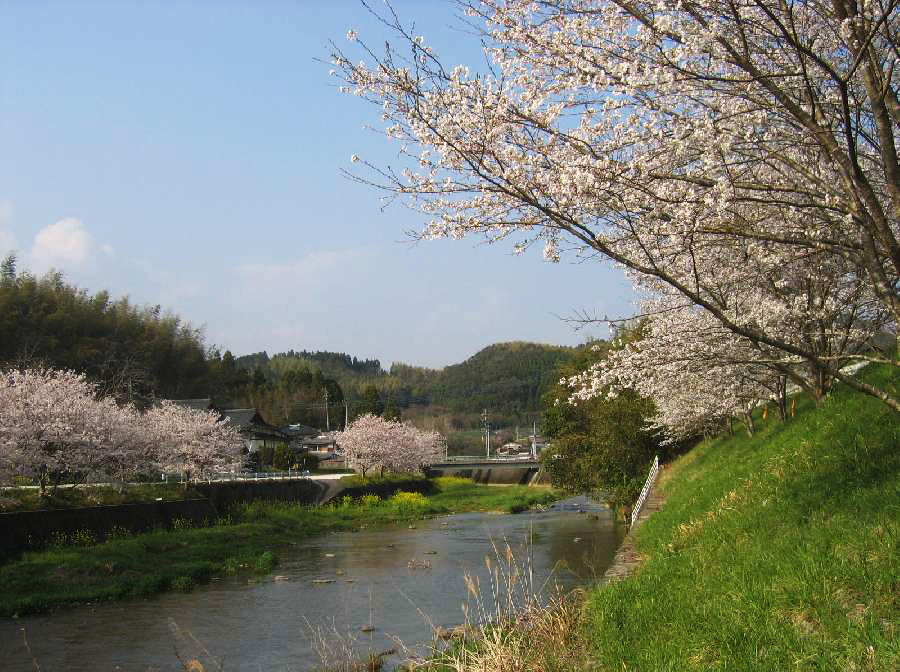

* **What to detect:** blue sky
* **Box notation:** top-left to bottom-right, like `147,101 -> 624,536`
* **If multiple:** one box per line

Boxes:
0,0 -> 635,368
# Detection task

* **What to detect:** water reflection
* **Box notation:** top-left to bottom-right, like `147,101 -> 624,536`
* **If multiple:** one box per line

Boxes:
0,495 -> 623,671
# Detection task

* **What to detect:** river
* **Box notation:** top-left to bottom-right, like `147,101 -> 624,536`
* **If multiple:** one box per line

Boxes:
0,495 -> 624,671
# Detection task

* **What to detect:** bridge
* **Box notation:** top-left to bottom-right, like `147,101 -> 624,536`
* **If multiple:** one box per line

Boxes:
427,458 -> 545,485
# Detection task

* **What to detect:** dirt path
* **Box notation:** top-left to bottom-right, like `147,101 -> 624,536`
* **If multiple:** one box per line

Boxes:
602,476 -> 667,584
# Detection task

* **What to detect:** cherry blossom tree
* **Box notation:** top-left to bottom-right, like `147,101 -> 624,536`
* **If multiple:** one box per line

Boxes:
144,401 -> 245,482
338,414 -> 445,477
338,413 -> 395,477
0,369 -> 245,490
569,308 -> 781,442
88,399 -> 154,485
0,369 -> 106,495
332,0 -> 899,410
573,240 -> 880,440
384,423 -> 446,473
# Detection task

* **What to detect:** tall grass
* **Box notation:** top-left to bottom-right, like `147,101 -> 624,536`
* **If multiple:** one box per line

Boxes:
393,539 -> 590,672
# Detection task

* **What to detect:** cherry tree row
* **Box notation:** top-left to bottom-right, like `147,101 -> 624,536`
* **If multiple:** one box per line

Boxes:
332,0 -> 899,416
337,413 -> 445,477
0,368 -> 245,494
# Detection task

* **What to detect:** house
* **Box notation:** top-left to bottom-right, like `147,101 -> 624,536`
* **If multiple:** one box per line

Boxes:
162,399 -> 290,457
280,424 -> 340,453
279,423 -> 320,448
221,408 -> 290,454
299,434 -> 338,453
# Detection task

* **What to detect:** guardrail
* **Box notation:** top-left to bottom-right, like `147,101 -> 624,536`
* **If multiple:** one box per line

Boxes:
440,455 -> 537,463
631,455 -> 659,527
164,469 -> 313,484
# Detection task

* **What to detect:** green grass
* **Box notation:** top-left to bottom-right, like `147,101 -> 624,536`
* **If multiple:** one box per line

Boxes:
0,477 -> 561,616
583,365 -> 900,670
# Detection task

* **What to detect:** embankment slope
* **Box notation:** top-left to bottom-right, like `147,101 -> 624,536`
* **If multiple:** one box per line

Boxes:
585,365 -> 899,670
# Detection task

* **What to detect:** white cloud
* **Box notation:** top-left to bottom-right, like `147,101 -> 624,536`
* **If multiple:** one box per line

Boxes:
233,247 -> 368,294
29,218 -> 96,270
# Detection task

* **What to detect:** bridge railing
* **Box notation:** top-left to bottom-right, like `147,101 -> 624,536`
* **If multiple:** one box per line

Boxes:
631,455 -> 659,527
441,455 -> 536,463
164,469 -> 312,484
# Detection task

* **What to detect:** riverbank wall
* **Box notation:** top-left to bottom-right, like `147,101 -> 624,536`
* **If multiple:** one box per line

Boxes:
0,477 -> 438,559
0,498 -> 218,560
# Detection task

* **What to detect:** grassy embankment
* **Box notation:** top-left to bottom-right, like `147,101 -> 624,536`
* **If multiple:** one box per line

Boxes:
425,365 -> 899,671
0,476 -> 560,617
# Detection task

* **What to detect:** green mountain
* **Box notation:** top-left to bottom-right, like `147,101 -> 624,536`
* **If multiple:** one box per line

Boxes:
430,341 -> 575,415
234,341 -> 579,426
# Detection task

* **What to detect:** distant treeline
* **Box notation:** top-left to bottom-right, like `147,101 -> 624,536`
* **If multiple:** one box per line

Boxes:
1,255 -> 581,430
237,341 -> 577,428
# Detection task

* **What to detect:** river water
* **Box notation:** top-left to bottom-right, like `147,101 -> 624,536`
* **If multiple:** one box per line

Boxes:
0,496 -> 624,671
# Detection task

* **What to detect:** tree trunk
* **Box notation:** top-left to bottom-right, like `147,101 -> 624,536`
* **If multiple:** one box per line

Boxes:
743,412 -> 755,437
39,466 -> 49,497
775,376 -> 787,421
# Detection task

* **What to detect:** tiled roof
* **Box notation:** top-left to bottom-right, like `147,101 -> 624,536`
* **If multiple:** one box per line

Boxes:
222,408 -> 289,439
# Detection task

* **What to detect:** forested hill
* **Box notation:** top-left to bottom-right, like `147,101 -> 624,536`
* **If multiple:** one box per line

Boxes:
235,350 -> 387,384
0,259 -> 213,402
429,342 -> 575,415
236,341 -> 577,422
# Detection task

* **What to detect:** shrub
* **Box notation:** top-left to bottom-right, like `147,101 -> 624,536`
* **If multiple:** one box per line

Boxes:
434,476 -> 472,488
106,525 -> 131,541
360,494 -> 382,507
171,576 -> 196,592
258,443 -> 275,467
335,496 -> 355,509
223,557 -> 240,575
70,529 -> 98,546
390,491 -> 428,511
297,452 -> 320,471
272,442 -> 292,470
254,551 -> 277,574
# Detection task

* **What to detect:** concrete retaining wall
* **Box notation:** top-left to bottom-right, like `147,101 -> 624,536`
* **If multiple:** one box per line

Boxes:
0,477 -> 438,560
0,498 -> 217,560
0,479 -> 329,560
426,465 -> 538,485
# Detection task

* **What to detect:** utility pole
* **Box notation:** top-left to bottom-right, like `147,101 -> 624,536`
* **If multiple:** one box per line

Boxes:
344,401 -> 349,429
482,409 -> 490,458
324,389 -> 330,432
532,420 -> 537,459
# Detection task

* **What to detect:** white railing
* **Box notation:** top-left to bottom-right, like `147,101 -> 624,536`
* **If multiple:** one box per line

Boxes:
164,469 -> 312,485
439,455 -> 537,464
631,455 -> 659,527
